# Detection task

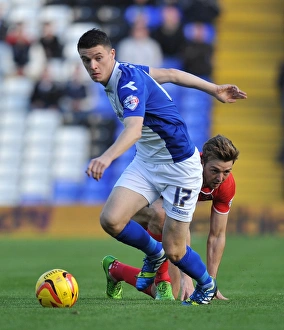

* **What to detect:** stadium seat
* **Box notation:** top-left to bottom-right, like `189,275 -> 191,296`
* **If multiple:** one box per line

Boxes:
23,130 -> 56,151
1,76 -> 34,111
53,146 -> 88,164
23,145 -> 53,163
23,112 -> 61,164
39,4 -> 74,37
62,22 -> 100,61
54,127 -> 91,161
183,23 -> 216,45
0,128 -> 24,149
52,161 -> 86,182
19,178 -> 53,204
124,5 -> 162,30
189,127 -> 211,152
80,176 -> 112,204
45,58 -> 68,83
22,161 -> 52,177
52,126 -> 91,202
54,125 -> 91,147
92,5 -> 128,46
0,177 -> 20,206
0,43 -> 16,78
0,113 -> 26,167
0,111 -> 26,129
7,5 -> 41,38
10,0 -> 42,7
0,146 -> 22,167
160,57 -> 183,70
26,109 -> 63,130
53,180 -> 83,204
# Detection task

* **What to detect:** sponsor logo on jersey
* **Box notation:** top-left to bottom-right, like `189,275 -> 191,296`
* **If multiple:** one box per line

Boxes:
123,95 -> 139,111
121,81 -> 137,91
171,206 -> 189,216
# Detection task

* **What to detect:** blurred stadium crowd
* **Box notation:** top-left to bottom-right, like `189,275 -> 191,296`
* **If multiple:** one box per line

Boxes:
0,0 -> 221,205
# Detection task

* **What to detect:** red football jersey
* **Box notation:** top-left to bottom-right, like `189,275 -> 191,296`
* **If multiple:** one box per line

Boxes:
198,173 -> 235,214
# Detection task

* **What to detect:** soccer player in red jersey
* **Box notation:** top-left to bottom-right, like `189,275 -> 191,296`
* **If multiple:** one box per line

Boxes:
102,134 -> 239,301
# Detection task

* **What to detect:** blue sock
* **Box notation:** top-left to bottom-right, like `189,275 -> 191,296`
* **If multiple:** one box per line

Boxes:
173,245 -> 212,286
115,220 -> 163,257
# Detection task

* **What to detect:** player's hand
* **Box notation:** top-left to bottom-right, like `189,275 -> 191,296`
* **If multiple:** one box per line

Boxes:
180,274 -> 194,301
86,155 -> 112,181
215,289 -> 229,300
215,84 -> 247,103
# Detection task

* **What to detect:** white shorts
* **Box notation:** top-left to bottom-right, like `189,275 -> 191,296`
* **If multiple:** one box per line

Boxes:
114,148 -> 202,222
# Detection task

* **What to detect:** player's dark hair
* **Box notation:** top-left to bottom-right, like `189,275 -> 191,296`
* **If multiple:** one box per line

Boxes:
77,28 -> 112,52
202,134 -> 239,164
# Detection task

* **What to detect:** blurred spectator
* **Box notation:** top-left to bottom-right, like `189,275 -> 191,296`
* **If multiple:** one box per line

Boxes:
61,63 -> 93,126
155,0 -> 180,4
82,5 -> 129,48
0,3 -> 8,41
39,21 -> 63,60
124,0 -> 162,30
116,14 -> 163,67
181,22 -> 214,78
151,5 -> 185,69
5,21 -> 32,74
30,64 -> 64,110
179,0 -> 221,24
5,20 -> 46,79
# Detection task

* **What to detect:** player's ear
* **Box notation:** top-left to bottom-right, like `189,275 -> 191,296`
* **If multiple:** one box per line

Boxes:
111,48 -> 115,59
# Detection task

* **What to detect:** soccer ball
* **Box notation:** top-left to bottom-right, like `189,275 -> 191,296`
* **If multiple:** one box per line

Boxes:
35,269 -> 79,308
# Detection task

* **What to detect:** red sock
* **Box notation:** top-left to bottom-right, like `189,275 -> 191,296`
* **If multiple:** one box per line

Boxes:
109,260 -> 139,285
147,229 -> 171,285
147,229 -> 162,242
155,260 -> 171,284
109,260 -> 154,298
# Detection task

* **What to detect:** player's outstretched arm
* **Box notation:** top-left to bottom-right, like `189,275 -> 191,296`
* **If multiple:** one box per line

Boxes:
149,67 -> 247,103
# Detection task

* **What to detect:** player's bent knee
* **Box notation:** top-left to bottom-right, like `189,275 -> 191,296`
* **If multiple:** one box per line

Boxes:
100,212 -> 124,236
164,250 -> 185,263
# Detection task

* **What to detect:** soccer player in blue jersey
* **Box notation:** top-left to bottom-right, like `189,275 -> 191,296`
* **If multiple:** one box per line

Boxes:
102,135 -> 239,301
77,28 -> 247,306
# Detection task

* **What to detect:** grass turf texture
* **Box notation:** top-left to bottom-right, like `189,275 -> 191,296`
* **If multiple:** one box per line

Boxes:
0,235 -> 283,330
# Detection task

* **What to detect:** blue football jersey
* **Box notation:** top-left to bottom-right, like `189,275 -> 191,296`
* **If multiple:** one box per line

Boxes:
104,61 -> 196,164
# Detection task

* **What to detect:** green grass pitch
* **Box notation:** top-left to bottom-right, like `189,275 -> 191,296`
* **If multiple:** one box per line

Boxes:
0,235 -> 283,330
